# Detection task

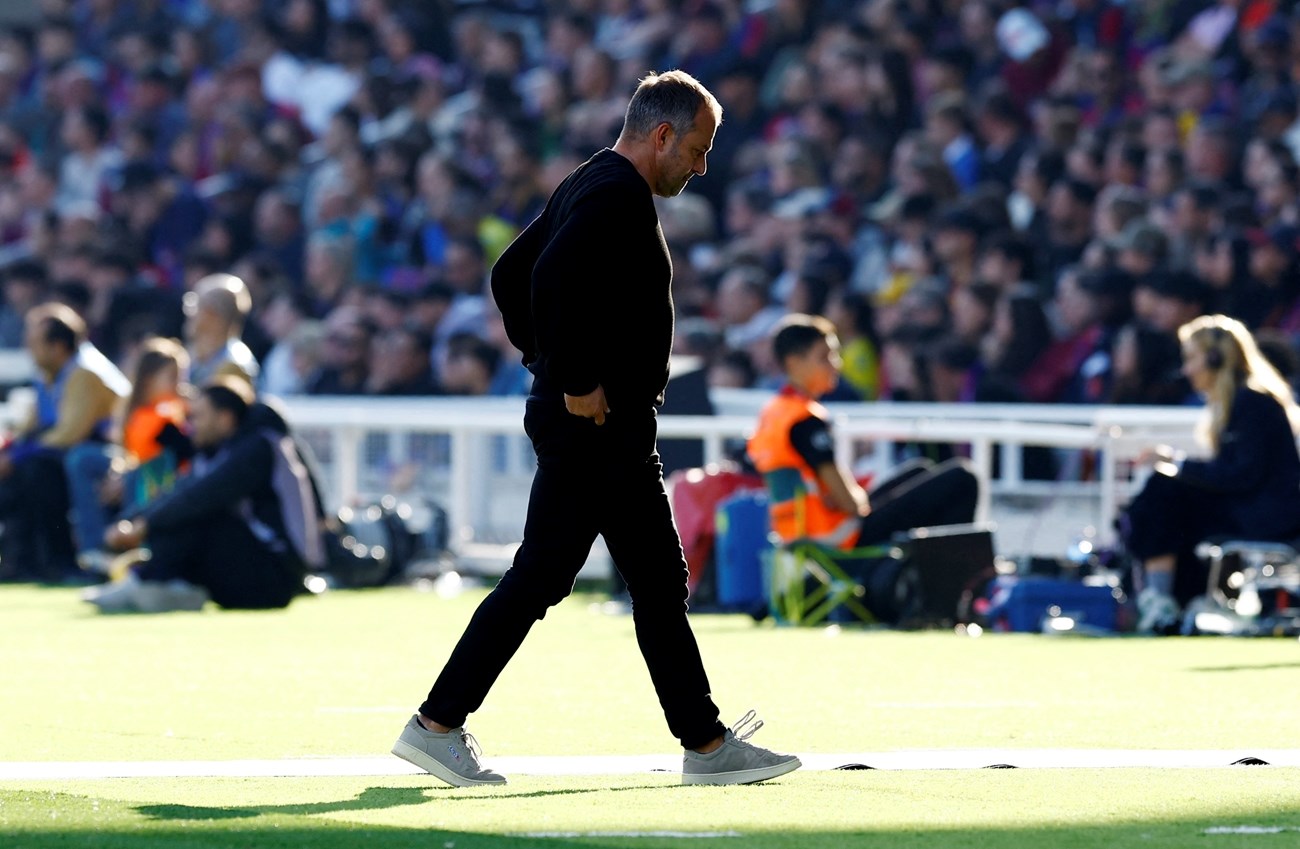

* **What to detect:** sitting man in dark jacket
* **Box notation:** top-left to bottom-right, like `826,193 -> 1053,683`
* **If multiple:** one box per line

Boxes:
85,377 -> 325,613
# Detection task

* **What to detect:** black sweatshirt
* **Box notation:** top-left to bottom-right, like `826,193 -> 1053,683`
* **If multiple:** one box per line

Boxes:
491,148 -> 674,412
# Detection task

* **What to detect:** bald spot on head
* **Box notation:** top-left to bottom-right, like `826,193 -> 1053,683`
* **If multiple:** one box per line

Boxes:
194,273 -> 252,329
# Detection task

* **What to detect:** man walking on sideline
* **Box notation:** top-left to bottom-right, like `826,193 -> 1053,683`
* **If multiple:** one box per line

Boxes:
392,69 -> 801,787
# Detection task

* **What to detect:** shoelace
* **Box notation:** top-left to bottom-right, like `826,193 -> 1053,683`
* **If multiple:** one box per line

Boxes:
460,730 -> 484,761
730,709 -> 764,742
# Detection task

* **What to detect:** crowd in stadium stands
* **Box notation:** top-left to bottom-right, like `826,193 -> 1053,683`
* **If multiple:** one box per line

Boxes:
3,1 -> 1300,419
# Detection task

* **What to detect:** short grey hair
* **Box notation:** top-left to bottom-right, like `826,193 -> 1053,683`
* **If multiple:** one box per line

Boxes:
620,69 -> 723,140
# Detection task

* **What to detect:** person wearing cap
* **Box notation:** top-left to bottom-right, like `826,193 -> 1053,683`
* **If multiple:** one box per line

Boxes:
1119,314 -> 1300,633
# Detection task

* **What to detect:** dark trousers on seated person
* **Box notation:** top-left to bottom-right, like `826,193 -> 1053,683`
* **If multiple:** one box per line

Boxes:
1119,473 -> 1240,605
0,452 -> 77,581
419,400 -> 728,751
858,457 -> 980,545
136,511 -> 302,609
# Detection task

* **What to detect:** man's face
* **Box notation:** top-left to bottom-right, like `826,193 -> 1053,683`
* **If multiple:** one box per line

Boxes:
183,296 -> 219,343
24,319 -> 55,371
654,106 -> 716,197
187,393 -> 234,449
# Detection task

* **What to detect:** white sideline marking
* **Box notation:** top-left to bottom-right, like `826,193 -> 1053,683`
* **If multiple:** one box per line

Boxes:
2,750 -> 1299,780
1205,827 -> 1300,835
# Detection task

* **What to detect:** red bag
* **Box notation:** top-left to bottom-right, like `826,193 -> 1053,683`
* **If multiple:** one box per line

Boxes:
668,462 -> 763,593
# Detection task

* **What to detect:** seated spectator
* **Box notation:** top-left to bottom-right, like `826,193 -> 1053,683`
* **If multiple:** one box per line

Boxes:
1106,321 -> 1194,405
1118,315 -> 1300,633
70,336 -> 192,575
747,313 -> 979,553
707,347 -> 757,390
0,260 -> 49,348
0,303 -> 130,582
824,288 -> 881,401
86,377 -> 325,613
256,287 -> 316,397
980,290 -> 1054,397
367,325 -> 441,395
306,306 -> 373,395
440,331 -> 499,396
184,273 -> 260,387
1019,264 -> 1109,403
1132,269 -> 1211,335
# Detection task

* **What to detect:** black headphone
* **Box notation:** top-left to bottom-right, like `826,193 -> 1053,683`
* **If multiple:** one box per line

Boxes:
1204,327 -> 1227,371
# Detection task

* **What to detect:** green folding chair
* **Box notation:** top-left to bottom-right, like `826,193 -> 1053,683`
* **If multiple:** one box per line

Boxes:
759,467 -> 903,626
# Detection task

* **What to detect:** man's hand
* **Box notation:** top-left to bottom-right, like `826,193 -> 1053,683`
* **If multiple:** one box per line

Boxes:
0,451 -> 12,480
104,518 -> 147,551
565,386 -> 610,426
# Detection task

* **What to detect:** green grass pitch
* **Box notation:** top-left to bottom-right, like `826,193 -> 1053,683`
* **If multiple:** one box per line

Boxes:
1,582 -> 1298,848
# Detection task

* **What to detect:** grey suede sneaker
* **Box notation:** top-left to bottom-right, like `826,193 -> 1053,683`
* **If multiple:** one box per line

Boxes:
682,710 -> 802,786
391,714 -> 507,787
132,579 -> 209,613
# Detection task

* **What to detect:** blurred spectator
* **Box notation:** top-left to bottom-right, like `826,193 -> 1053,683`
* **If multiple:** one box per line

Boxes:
483,297 -> 532,396
306,304 -> 372,395
302,229 -> 356,318
1133,269 -> 1212,336
981,290 -> 1054,400
54,102 -> 120,215
0,260 -> 48,347
439,330 -> 498,396
74,335 -> 192,575
824,287 -> 881,401
0,0 -> 1297,432
256,285 -> 315,397
707,346 -> 757,390
1118,315 -> 1300,633
0,302 -> 129,582
1107,320 -> 1194,405
367,324 -> 440,395
91,376 -> 324,612
184,273 -> 259,387
1022,264 -> 1111,403
715,261 -> 784,352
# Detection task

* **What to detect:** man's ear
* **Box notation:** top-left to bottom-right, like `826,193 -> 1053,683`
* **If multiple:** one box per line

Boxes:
653,121 -> 673,150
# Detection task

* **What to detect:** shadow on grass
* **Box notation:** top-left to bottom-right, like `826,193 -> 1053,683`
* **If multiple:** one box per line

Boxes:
5,787 -> 1300,849
135,781 -> 678,821
136,785 -> 430,821
1190,662 -> 1300,672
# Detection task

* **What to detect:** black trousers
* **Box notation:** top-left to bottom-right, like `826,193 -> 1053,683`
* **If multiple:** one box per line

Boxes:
1119,472 -> 1231,604
0,451 -> 77,581
858,457 -> 980,545
137,511 -> 301,609
421,399 -> 728,750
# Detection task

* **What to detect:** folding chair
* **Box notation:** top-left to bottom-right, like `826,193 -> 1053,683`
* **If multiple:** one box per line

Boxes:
758,466 -> 904,627
1188,536 -> 1300,635
764,538 -> 903,626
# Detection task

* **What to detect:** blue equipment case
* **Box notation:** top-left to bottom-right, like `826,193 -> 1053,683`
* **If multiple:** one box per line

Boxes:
983,575 -> 1121,633
713,489 -> 772,609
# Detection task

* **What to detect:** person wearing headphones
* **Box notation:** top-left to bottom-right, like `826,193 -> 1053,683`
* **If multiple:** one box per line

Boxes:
1119,314 -> 1300,633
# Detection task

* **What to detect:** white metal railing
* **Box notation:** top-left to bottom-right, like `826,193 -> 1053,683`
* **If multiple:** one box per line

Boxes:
0,386 -> 1208,552
272,393 -> 1205,549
